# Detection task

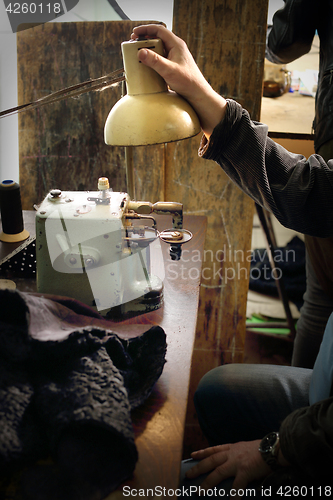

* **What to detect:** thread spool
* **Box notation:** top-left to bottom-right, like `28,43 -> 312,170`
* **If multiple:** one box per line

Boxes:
0,180 -> 29,243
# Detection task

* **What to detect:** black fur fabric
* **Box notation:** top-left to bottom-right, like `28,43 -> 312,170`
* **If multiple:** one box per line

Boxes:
0,290 -> 167,499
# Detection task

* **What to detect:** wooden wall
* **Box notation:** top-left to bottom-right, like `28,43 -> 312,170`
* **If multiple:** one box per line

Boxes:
17,0 -> 268,457
168,0 -> 269,455
17,21 -> 166,207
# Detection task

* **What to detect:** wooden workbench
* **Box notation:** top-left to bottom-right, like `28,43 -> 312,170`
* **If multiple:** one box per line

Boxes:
15,5 -> 268,458
0,211 -> 206,498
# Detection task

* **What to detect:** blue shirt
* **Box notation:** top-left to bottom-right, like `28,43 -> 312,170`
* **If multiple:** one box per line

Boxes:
310,312 -> 333,404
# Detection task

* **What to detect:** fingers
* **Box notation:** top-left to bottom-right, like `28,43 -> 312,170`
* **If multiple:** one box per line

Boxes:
131,24 -> 184,54
131,24 -> 181,86
191,444 -> 229,459
132,24 -> 172,43
131,23 -> 167,39
137,46 -> 167,70
131,23 -> 227,137
186,455 -> 247,497
200,466 -> 230,492
137,47 -> 177,88
186,448 -> 229,479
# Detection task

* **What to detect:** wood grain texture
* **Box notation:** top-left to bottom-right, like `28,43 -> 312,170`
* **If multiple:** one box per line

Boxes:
17,21 -> 165,210
16,1 -> 269,470
104,215 -> 207,494
0,212 -> 206,495
168,0 -> 268,456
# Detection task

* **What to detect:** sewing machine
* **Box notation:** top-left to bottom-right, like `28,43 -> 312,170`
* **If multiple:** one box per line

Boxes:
35,177 -> 192,318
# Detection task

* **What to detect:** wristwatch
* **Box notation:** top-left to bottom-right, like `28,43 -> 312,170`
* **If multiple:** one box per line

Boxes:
259,432 -> 281,470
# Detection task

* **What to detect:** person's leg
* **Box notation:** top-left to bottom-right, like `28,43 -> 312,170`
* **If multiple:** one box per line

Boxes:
292,253 -> 333,368
293,138 -> 333,369
194,363 -> 312,446
179,363 -> 311,498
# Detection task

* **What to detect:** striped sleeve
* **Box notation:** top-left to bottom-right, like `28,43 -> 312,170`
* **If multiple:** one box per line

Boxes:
199,99 -> 333,238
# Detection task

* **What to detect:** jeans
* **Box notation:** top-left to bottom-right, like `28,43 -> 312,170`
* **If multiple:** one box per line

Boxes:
179,363 -> 312,498
292,251 -> 333,368
194,363 -> 311,446
292,138 -> 333,369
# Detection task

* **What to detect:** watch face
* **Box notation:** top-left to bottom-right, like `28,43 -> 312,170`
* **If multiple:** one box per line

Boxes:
260,432 -> 278,453
259,432 -> 280,470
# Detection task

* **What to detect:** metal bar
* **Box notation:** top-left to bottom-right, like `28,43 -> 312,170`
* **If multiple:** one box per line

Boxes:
255,204 -> 297,340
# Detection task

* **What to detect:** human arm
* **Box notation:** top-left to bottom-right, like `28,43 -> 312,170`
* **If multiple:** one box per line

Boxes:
188,323 -> 333,490
131,24 -> 227,139
266,0 -> 317,64
132,24 -> 333,238
200,99 -> 333,238
278,397 -> 333,479
186,397 -> 333,492
281,315 -> 333,477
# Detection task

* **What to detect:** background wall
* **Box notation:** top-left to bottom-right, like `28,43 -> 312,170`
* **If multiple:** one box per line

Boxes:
0,0 -> 289,183
0,0 -> 174,183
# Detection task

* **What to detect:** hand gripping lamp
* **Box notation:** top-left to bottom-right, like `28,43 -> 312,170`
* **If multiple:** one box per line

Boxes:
104,37 -> 201,146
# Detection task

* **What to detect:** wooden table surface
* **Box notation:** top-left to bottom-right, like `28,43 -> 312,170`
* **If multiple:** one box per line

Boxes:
261,92 -> 315,138
0,210 -> 206,496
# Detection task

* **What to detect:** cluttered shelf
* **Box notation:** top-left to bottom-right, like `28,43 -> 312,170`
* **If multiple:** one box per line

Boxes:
261,32 -> 318,140
246,205 -> 305,334
261,92 -> 315,139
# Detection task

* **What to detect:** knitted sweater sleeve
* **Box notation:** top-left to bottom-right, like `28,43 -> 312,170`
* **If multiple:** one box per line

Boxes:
279,397 -> 333,478
265,0 -> 316,65
199,99 -> 333,238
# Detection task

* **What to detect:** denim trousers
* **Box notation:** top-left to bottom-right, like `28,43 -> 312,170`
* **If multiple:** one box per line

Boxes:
292,138 -> 333,369
292,250 -> 333,368
194,363 -> 312,445
179,363 -> 312,498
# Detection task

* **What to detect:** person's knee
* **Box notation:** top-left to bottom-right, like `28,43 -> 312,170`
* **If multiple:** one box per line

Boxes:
194,364 -> 248,445
194,364 -> 241,413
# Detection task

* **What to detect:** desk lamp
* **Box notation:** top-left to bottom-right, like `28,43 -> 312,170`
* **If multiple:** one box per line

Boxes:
104,37 -> 201,147
103,36 -> 199,261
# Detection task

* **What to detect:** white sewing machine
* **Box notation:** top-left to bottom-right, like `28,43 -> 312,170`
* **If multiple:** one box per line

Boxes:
35,177 -> 192,318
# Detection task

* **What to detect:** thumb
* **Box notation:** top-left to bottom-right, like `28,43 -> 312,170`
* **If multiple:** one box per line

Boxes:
137,48 -> 171,79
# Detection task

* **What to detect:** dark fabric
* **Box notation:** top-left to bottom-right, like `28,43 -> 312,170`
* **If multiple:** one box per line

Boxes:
260,466 -> 333,498
266,0 -> 333,152
279,396 -> 333,479
303,139 -> 333,301
250,236 -> 306,310
199,99 -> 333,238
0,289 -> 167,499
305,234 -> 333,301
197,99 -> 333,482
